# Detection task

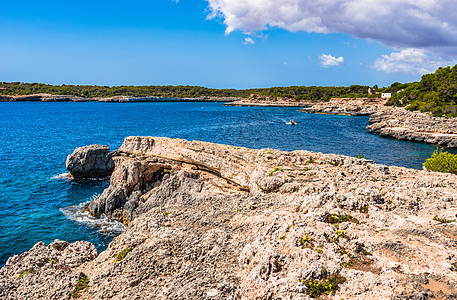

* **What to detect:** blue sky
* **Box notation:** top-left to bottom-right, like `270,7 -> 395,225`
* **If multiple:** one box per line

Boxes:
1,0 -> 456,89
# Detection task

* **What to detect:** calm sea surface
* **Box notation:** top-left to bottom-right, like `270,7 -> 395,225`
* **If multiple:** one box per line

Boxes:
0,102 -> 453,265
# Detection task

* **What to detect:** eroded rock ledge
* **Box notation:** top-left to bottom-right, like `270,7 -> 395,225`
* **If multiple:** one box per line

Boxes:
2,136 -> 457,299
367,107 -> 457,148
299,98 -> 386,116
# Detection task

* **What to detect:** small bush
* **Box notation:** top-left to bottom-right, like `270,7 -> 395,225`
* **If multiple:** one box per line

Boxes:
115,247 -> 132,262
355,154 -> 366,159
269,167 -> 282,176
433,215 -> 455,223
302,274 -> 346,298
359,205 -> 369,213
327,214 -> 359,224
71,273 -> 89,298
300,235 -> 314,248
423,148 -> 457,175
337,230 -> 350,240
18,269 -> 36,279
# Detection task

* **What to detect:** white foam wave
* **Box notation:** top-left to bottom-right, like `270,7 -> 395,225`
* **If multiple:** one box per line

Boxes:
60,203 -> 125,236
52,172 -> 71,180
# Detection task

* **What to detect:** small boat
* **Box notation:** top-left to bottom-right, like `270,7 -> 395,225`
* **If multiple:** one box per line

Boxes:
288,120 -> 296,125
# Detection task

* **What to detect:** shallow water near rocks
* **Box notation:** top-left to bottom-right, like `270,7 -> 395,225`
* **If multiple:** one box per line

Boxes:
0,101 -> 454,265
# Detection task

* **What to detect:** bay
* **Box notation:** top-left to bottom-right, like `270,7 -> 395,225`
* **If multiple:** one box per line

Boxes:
0,101 -> 452,265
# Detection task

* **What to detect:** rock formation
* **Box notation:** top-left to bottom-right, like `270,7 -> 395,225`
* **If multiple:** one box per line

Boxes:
66,145 -> 115,179
0,240 -> 96,299
367,107 -> 457,148
3,136 -> 457,299
300,98 -> 386,116
0,94 -> 90,102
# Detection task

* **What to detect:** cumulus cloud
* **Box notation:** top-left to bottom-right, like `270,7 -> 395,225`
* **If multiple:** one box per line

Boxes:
205,0 -> 457,53
374,48 -> 456,74
243,37 -> 255,45
319,54 -> 344,67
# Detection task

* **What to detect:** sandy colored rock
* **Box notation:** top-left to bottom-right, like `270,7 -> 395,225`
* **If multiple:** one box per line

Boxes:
300,98 -> 386,116
367,107 -> 457,148
4,136 -> 457,299
66,144 -> 115,179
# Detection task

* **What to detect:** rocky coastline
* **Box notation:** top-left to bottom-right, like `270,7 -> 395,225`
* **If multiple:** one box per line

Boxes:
367,107 -> 457,148
2,136 -> 457,299
224,99 -> 312,107
0,94 -> 242,103
299,98 -> 386,116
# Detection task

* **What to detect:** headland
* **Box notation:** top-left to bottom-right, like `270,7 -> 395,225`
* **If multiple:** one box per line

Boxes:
2,136 -> 457,299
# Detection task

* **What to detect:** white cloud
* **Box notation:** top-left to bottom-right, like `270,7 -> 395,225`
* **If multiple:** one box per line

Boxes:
319,54 -> 344,67
243,37 -> 255,45
373,48 -> 456,74
205,0 -> 457,55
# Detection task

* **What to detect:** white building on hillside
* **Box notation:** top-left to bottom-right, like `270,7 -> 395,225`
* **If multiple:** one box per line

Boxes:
381,93 -> 392,99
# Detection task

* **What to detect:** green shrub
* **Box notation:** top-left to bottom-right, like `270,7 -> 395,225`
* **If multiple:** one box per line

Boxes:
18,269 -> 36,279
71,273 -> 89,298
327,214 -> 359,224
423,148 -> 457,174
269,167 -> 282,176
115,247 -> 132,262
300,235 -> 314,248
302,274 -> 346,298
433,215 -> 455,223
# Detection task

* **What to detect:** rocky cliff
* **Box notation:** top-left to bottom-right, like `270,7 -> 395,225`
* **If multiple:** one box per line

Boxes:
2,136 -> 457,299
300,98 -> 386,116
0,94 -> 91,102
367,107 -> 457,148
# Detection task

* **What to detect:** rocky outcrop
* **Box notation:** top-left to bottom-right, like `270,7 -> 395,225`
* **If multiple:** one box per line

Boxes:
0,94 -> 242,103
367,107 -> 457,148
0,240 -> 96,299
0,94 -> 90,102
224,100 -> 311,107
66,145 -> 115,179
4,136 -> 457,299
300,98 -> 386,116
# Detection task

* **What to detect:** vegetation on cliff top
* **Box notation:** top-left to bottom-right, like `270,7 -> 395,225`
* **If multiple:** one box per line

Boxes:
388,65 -> 457,117
0,82 -> 376,102
3,64 -> 457,113
423,148 -> 457,174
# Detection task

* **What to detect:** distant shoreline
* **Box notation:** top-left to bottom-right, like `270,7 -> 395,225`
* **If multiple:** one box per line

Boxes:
223,100 -> 312,107
0,94 -> 243,103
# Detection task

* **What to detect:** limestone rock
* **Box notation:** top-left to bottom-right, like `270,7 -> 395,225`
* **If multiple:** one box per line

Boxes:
367,107 -> 457,148
4,137 -> 457,299
300,98 -> 386,116
66,144 -> 115,179
0,240 -> 96,300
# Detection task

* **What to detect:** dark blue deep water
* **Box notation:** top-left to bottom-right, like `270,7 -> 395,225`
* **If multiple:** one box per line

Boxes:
0,101 -> 453,265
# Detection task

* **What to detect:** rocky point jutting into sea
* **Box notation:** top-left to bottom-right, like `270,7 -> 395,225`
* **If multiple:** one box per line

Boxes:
2,136 -> 457,299
367,107 -> 457,148
295,97 -> 457,148
299,98 -> 386,116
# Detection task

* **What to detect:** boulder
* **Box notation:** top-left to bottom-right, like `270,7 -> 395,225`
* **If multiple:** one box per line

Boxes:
66,145 -> 115,179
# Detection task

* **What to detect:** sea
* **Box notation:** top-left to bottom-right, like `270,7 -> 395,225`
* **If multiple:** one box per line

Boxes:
0,101 -> 453,265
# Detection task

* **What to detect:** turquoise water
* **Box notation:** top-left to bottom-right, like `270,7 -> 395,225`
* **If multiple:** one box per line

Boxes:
0,102 -> 451,265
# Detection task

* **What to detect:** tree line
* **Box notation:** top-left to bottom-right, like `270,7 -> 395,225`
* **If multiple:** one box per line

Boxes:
0,82 -> 382,102
388,65 -> 457,117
